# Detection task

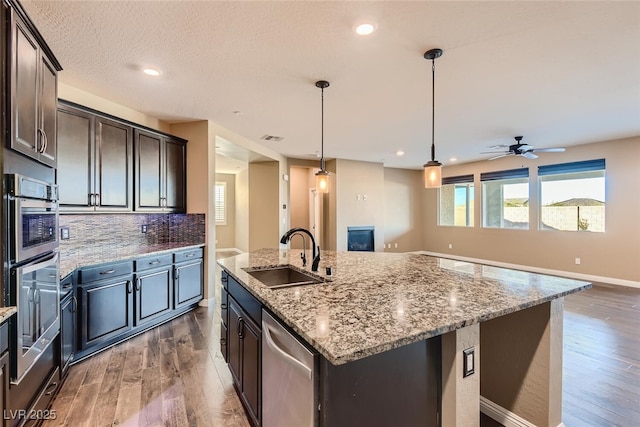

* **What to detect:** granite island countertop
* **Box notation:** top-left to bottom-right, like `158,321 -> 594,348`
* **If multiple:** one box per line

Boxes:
60,243 -> 205,279
0,306 -> 17,323
217,249 -> 591,365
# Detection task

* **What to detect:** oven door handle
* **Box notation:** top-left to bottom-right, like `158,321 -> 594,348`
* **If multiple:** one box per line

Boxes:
20,252 -> 59,275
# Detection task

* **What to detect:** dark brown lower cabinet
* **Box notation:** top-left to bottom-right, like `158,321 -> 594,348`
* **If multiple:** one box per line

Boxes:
0,351 -> 8,427
174,259 -> 203,310
77,275 -> 134,351
228,297 -> 261,427
135,267 -> 172,327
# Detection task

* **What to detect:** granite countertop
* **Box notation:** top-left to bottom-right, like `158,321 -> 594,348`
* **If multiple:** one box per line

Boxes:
217,249 -> 591,365
60,243 -> 205,279
0,306 -> 17,323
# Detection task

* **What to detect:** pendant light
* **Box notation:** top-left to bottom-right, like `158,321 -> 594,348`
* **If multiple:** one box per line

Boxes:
315,80 -> 330,193
423,48 -> 443,189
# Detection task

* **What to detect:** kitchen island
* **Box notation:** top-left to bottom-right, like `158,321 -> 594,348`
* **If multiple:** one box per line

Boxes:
218,249 -> 590,427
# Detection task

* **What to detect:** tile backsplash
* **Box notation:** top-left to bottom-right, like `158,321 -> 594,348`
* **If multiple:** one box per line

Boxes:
59,213 -> 205,262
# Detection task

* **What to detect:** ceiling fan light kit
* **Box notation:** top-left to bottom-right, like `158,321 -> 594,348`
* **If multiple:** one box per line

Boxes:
423,48 -> 443,189
483,136 -> 566,161
315,80 -> 330,193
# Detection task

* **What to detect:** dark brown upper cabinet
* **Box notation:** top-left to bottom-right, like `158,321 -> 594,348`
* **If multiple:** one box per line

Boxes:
135,129 -> 186,212
57,103 -> 133,212
8,7 -> 62,168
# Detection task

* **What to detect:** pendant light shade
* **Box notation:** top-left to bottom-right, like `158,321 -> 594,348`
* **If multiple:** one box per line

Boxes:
423,48 -> 443,189
315,80 -> 330,193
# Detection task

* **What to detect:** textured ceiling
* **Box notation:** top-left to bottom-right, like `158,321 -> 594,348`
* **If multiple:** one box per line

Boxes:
21,0 -> 640,169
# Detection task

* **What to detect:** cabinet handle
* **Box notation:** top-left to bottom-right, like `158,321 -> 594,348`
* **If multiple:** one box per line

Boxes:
72,296 -> 78,313
89,193 -> 95,206
174,268 -> 179,280
185,253 -> 195,258
44,381 -> 58,396
41,129 -> 48,154
238,317 -> 244,339
221,275 -> 228,283
221,303 -> 227,310
149,260 -> 160,265
95,193 -> 100,206
100,269 -> 116,275
127,281 -> 133,294
36,128 -> 44,152
135,278 -> 141,291
220,338 -> 226,345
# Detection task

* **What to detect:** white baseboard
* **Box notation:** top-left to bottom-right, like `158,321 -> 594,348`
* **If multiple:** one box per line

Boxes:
215,247 -> 244,254
480,396 -> 565,427
415,251 -> 640,289
198,297 -> 215,307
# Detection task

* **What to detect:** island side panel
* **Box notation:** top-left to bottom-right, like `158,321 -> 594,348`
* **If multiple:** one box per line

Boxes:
441,323 -> 480,427
480,299 -> 564,427
319,336 -> 441,427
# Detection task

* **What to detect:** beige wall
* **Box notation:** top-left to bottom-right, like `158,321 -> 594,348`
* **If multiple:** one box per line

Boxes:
236,169 -> 250,252
335,159 -> 385,252
424,137 -> 640,283
248,161 -> 280,251
383,168 -> 425,252
289,167 -> 311,249
169,120 -> 216,303
59,83 -> 171,133
215,173 -> 236,249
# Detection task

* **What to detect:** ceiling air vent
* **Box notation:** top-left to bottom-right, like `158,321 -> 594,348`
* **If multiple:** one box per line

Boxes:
261,135 -> 284,142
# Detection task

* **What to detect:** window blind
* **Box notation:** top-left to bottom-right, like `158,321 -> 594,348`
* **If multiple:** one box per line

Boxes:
442,174 -> 474,185
215,183 -> 226,223
480,167 -> 529,182
538,159 -> 605,176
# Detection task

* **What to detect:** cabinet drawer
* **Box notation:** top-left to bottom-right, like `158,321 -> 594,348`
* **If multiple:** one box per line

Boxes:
135,254 -> 173,271
174,247 -> 203,263
0,321 -> 8,354
78,261 -> 133,283
228,276 -> 261,328
23,367 -> 60,427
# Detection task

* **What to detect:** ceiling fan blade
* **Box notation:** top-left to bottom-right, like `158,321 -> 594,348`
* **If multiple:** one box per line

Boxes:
480,151 -> 508,154
521,151 -> 538,159
488,153 -> 512,160
532,147 -> 566,153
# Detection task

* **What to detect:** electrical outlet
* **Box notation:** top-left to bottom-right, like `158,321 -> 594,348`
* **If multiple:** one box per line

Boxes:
60,227 -> 70,240
141,224 -> 148,233
463,348 -> 475,377
394,243 -> 398,248
575,257 -> 581,265
448,244 -> 453,249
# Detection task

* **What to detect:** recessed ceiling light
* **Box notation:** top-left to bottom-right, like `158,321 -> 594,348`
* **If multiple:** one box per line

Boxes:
232,110 -> 242,115
449,157 -> 457,162
142,67 -> 162,76
355,23 -> 376,36
396,150 -> 405,156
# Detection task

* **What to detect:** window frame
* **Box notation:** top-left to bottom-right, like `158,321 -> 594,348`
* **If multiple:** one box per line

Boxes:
538,159 -> 605,233
215,181 -> 227,225
480,168 -> 530,230
439,174 -> 475,227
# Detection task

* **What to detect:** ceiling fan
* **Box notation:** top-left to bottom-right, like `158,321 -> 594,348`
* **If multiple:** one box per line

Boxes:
483,136 -> 566,160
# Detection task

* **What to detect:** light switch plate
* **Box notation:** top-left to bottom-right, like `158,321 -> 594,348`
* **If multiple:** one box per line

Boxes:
463,347 -> 475,378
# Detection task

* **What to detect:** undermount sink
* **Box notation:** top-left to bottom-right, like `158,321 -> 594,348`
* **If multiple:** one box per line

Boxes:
245,266 -> 323,289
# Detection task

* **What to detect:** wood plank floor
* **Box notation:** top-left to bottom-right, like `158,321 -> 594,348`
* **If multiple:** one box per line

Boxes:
44,281 -> 640,426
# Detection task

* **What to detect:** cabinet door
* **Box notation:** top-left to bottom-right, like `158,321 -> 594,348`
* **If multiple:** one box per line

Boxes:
135,268 -> 172,327
57,107 -> 94,208
96,118 -> 132,210
38,54 -> 57,167
228,298 -> 242,386
135,130 -> 163,210
174,260 -> 203,309
164,138 -> 186,212
60,295 -> 75,376
220,288 -> 229,361
78,277 -> 133,350
11,14 -> 39,157
241,316 -> 261,426
0,352 -> 8,427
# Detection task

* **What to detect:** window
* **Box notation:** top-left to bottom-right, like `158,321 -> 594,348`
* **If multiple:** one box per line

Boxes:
439,175 -> 474,226
481,168 -> 529,229
215,182 -> 226,224
539,159 -> 605,232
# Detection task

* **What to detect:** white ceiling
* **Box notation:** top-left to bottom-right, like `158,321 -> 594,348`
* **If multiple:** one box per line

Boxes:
22,0 -> 640,169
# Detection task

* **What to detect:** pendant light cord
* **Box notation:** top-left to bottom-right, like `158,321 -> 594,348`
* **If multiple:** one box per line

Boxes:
431,58 -> 436,162
320,86 -> 325,170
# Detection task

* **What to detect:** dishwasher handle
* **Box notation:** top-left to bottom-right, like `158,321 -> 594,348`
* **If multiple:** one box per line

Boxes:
262,321 -> 313,381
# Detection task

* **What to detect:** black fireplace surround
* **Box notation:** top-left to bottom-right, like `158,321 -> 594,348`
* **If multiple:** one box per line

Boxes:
347,226 -> 374,252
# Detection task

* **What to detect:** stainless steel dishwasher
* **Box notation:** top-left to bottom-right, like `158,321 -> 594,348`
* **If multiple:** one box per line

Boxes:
262,309 -> 318,427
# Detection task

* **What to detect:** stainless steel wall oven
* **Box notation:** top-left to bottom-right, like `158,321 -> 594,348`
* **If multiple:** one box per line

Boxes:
5,174 -> 60,383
